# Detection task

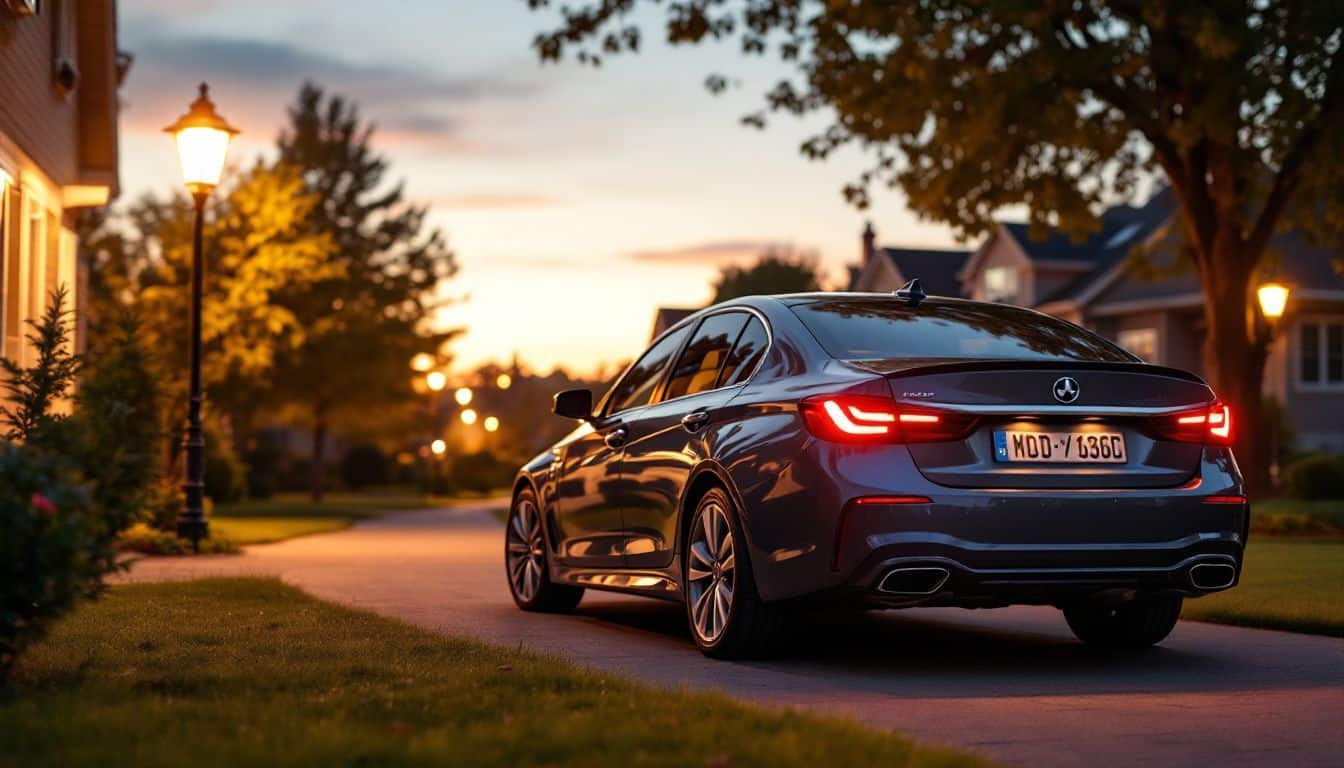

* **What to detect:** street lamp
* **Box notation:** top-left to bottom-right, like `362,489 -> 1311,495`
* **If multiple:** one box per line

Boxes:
1257,283 -> 1290,322
496,373 -> 512,390
164,83 -> 238,551
410,353 -> 434,372
1257,281 -> 1292,488
454,387 -> 473,406
483,416 -> 500,433
430,439 -> 447,456
426,370 -> 447,392
460,408 -> 478,425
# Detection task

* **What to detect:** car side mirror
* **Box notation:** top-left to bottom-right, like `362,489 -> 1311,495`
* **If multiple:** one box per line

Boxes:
553,388 -> 594,421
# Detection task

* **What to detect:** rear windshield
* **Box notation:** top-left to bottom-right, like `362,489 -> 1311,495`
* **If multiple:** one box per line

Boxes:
789,298 -> 1136,363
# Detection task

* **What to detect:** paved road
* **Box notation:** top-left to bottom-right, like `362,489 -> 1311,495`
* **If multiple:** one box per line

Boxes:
126,502 -> 1344,768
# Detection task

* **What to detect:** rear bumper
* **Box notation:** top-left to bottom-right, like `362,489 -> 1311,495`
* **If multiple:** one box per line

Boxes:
736,441 -> 1247,604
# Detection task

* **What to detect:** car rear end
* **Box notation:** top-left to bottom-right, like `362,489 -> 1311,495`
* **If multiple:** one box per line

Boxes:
768,296 -> 1247,614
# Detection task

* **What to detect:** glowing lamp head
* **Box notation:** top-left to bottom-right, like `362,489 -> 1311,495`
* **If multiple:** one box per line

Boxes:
496,373 -> 512,390
454,387 -> 473,406
430,439 -> 447,456
460,408 -> 478,425
410,353 -> 434,372
1257,283 -> 1290,321
483,416 -> 499,433
425,371 -> 447,392
164,83 -> 239,196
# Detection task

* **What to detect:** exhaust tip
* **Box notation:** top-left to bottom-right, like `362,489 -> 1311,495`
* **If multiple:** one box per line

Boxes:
878,566 -> 949,596
1189,562 -> 1236,591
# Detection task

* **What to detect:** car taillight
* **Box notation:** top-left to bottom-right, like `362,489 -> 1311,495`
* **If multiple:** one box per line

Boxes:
1162,400 -> 1233,445
799,395 -> 976,443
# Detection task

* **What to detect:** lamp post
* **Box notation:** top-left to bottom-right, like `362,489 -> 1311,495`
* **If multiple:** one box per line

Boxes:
1257,282 -> 1291,488
164,83 -> 238,551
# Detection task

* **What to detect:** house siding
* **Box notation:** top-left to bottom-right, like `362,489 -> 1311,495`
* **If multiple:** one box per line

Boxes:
0,6 -> 81,187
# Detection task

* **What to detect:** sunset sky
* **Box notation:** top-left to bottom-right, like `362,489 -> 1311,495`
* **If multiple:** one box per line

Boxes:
118,0 -> 958,374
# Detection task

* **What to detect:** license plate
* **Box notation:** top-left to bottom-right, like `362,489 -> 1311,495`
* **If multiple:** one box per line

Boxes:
994,431 -> 1127,463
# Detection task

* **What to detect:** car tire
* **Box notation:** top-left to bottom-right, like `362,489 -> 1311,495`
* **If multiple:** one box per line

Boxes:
1063,594 -> 1183,649
683,487 -> 781,659
505,488 -> 583,613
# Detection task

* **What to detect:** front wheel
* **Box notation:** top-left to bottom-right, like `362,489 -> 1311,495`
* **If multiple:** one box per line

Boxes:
1063,595 -> 1183,650
505,488 -> 583,612
684,487 -> 781,659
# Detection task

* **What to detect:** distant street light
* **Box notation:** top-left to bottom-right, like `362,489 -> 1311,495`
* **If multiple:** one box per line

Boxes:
411,353 -> 435,372
164,82 -> 237,552
430,439 -> 447,456
426,370 -> 447,392
455,387 -> 473,406
496,373 -> 512,390
483,416 -> 500,433
460,408 -> 478,425
1257,283 -> 1290,321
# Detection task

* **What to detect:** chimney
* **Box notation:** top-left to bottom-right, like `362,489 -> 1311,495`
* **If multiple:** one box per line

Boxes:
862,221 -> 876,267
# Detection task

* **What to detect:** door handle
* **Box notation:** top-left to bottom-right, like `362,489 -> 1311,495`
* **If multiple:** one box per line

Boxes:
604,427 -> 628,449
681,410 -> 711,432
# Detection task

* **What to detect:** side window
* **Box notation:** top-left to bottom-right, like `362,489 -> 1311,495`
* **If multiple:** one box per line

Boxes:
719,317 -> 769,388
605,325 -> 691,415
663,313 -> 749,401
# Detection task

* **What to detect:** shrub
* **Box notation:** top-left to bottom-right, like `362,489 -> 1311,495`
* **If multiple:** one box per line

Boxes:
449,451 -> 516,493
243,431 -> 287,499
117,522 -> 240,555
0,443 -> 99,675
205,424 -> 248,504
339,443 -> 389,490
1283,454 -> 1344,500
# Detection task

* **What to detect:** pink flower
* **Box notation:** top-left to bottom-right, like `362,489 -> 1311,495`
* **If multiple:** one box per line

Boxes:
30,493 -> 58,515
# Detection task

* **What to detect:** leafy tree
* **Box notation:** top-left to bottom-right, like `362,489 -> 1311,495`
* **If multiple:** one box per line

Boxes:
79,161 -> 340,499
526,1 -> 1344,490
711,247 -> 823,302
274,83 -> 459,501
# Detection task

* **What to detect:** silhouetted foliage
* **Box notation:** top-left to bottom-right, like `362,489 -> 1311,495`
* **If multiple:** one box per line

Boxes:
711,248 -> 823,303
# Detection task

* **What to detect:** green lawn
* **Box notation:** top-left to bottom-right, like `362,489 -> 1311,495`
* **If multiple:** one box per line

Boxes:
1184,538 -> 1344,637
1252,498 -> 1344,536
0,579 -> 987,768
207,517 -> 353,545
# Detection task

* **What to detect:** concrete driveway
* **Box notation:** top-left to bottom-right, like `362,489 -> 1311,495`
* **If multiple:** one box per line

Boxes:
126,501 -> 1344,768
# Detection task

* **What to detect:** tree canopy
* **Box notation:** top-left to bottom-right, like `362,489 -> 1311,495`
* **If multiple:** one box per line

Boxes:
711,248 -> 823,302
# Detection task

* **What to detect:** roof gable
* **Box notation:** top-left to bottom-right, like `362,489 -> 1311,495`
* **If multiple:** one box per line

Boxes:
878,247 -> 971,297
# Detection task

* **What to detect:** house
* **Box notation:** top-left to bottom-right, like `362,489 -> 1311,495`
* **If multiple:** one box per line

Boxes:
1,0 -> 126,370
650,306 -> 696,340
850,190 -> 1344,453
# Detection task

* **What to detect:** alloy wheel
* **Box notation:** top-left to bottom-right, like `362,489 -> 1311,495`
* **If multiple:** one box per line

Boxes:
506,497 -> 545,602
687,499 -> 736,644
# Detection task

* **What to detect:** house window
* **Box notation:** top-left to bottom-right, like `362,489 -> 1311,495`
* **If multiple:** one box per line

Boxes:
982,267 -> 1018,303
1299,320 -> 1344,389
1117,328 -> 1159,363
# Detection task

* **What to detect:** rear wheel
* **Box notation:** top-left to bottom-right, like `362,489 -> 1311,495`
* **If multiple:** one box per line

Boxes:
505,488 -> 583,612
1063,595 -> 1182,649
684,487 -> 781,659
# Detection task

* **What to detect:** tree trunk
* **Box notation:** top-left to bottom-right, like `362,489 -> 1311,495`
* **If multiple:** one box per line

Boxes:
1198,249 -> 1270,496
310,405 -> 327,503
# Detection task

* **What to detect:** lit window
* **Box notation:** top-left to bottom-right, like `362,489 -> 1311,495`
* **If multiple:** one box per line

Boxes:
982,267 -> 1018,303
1117,328 -> 1159,363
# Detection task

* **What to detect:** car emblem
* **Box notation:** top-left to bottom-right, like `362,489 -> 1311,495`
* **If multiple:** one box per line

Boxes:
1052,376 -> 1080,403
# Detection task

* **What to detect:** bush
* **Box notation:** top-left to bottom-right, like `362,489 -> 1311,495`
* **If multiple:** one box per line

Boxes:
117,522 -> 239,556
1283,454 -> 1344,500
339,443 -> 389,490
449,451 -> 516,493
205,425 -> 247,505
0,290 -> 162,678
243,431 -> 286,499
0,444 -> 100,675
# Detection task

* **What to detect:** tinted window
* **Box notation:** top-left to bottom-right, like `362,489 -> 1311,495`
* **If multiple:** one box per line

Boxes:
605,326 -> 691,415
789,298 -> 1135,362
664,313 -> 749,401
720,317 -> 768,387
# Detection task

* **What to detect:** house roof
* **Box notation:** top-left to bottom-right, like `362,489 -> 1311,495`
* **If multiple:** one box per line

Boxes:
877,247 -> 971,297
650,307 -> 696,341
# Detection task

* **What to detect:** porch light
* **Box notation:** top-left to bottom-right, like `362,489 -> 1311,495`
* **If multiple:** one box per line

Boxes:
1257,283 -> 1290,321
164,83 -> 238,196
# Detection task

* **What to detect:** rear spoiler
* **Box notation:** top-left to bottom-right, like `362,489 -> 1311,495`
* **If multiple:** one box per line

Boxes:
844,358 -> 1209,386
